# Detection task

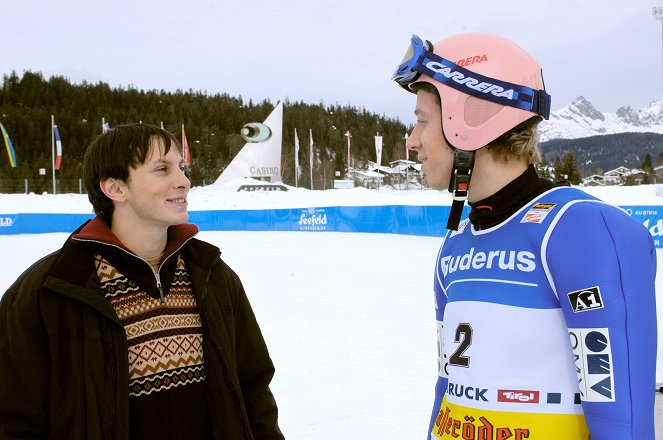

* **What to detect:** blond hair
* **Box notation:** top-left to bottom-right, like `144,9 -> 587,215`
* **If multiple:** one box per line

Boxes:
486,119 -> 542,165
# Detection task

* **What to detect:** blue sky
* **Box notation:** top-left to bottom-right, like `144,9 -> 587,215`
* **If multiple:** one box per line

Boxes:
1,0 -> 661,124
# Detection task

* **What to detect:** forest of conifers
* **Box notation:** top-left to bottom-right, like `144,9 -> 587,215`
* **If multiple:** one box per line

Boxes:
0,71 -> 409,188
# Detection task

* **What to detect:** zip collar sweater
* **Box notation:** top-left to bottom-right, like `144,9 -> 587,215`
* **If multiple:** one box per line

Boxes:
72,217 -> 199,301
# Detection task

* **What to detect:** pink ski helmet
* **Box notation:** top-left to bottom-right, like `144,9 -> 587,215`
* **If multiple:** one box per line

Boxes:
392,33 -> 550,151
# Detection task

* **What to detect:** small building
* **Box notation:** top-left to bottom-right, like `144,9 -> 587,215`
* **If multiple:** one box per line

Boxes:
388,159 -> 418,173
586,166 -> 651,186
602,166 -> 632,185
581,174 -> 605,186
368,162 -> 400,177
654,164 -> 663,182
624,168 -> 648,185
353,170 -> 385,189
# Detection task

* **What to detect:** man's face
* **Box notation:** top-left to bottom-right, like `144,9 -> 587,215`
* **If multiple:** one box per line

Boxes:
406,90 -> 455,190
116,138 -> 190,232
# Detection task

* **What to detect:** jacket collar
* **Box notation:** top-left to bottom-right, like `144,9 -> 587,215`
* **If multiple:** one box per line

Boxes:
468,165 -> 557,230
40,218 -> 218,324
72,216 -> 200,259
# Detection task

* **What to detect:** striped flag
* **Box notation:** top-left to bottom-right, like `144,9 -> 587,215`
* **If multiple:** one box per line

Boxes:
0,121 -> 17,168
181,124 -> 191,167
294,128 -> 301,179
53,124 -> 63,170
345,130 -> 352,175
309,129 -> 314,190
375,132 -> 383,168
403,133 -> 409,161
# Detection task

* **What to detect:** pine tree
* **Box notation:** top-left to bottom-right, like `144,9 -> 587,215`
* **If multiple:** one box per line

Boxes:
641,153 -> 654,184
562,150 -> 581,184
553,156 -> 564,181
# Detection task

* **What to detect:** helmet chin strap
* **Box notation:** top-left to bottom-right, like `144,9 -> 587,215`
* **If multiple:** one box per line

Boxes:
447,149 -> 475,230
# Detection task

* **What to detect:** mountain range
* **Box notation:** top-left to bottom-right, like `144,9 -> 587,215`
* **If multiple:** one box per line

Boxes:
539,96 -> 663,142
538,97 -> 663,173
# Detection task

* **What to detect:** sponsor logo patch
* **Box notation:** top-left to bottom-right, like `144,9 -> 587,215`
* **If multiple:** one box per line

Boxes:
447,382 -> 489,402
520,203 -> 557,224
297,208 -> 328,231
432,405 -> 531,439
497,389 -> 540,403
439,247 -> 536,276
569,328 -> 615,402
456,54 -> 489,67
568,286 -> 604,313
425,60 -> 517,100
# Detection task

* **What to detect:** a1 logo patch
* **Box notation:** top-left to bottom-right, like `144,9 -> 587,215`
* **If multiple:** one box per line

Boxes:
568,286 -> 604,313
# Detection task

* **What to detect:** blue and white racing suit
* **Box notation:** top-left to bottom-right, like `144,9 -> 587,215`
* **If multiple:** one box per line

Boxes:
429,187 -> 657,439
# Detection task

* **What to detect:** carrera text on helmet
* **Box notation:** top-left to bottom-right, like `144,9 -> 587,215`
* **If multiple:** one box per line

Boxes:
425,60 -> 516,100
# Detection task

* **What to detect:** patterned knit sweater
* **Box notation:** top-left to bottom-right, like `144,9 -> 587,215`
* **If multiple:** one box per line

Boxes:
87,224 -> 213,439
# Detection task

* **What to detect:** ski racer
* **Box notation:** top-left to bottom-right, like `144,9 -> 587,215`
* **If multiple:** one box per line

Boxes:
392,32 -> 658,439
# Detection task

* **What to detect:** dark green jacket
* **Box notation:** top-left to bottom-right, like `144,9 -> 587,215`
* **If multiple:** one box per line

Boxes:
0,219 -> 284,440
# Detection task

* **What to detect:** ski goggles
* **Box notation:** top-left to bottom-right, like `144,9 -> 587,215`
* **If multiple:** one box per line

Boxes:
392,35 -> 551,119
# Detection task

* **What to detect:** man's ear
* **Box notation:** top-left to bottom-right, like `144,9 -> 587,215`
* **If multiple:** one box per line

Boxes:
99,178 -> 127,202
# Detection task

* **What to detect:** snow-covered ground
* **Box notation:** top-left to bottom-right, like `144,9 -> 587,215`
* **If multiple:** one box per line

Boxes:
0,184 -> 662,438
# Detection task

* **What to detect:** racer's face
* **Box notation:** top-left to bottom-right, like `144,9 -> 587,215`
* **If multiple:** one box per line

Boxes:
406,90 -> 454,190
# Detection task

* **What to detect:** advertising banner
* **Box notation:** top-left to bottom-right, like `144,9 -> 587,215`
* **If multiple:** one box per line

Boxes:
2,205 -> 663,247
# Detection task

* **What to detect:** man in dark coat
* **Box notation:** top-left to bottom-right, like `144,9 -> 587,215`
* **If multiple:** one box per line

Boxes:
0,123 -> 285,440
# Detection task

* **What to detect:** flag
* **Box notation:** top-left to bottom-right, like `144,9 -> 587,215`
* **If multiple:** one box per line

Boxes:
102,118 -> 110,133
403,132 -> 409,161
294,128 -> 301,181
345,130 -> 352,174
375,132 -> 383,169
181,124 -> 191,167
0,121 -> 17,168
309,129 -> 314,190
53,124 -> 62,170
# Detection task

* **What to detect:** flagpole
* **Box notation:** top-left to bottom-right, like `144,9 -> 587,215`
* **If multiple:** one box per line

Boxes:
345,130 -> 351,179
375,131 -> 383,190
51,115 -> 56,195
309,129 -> 313,190
294,128 -> 299,188
181,124 -> 187,168
403,133 -> 409,190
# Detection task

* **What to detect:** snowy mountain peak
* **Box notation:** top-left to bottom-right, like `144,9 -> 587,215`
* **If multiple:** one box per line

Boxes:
615,105 -> 640,125
567,96 -> 604,121
539,97 -> 663,142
